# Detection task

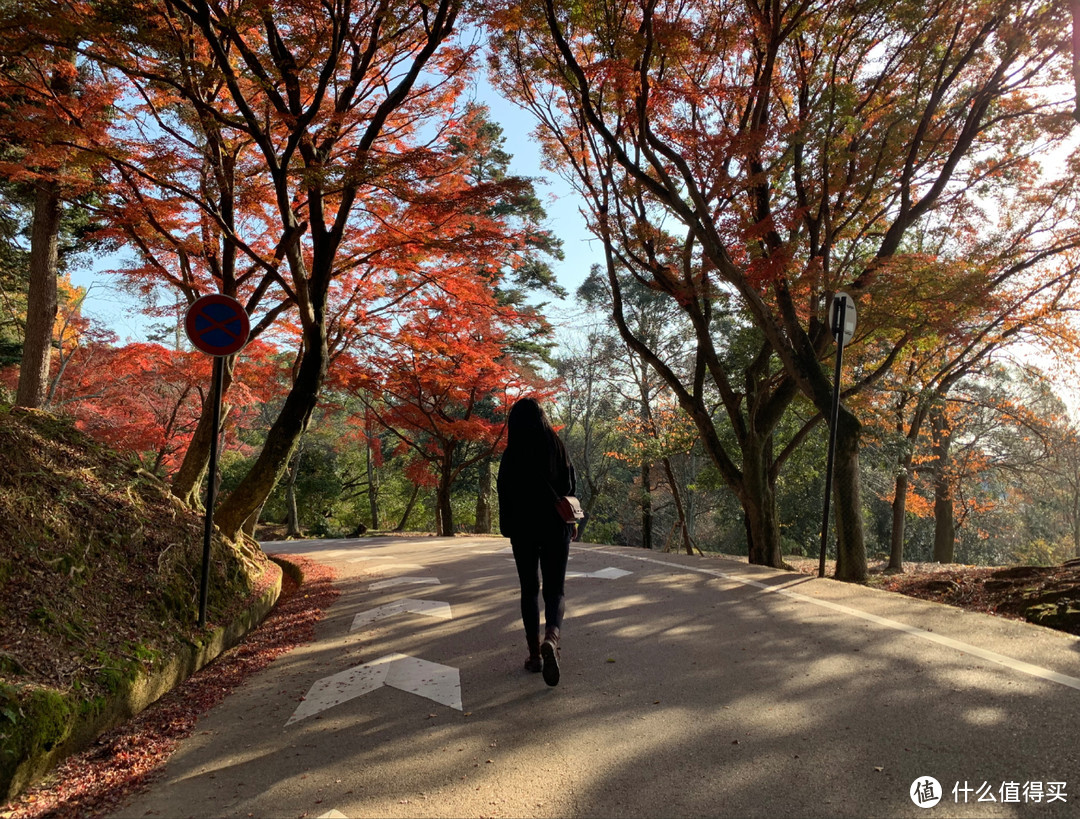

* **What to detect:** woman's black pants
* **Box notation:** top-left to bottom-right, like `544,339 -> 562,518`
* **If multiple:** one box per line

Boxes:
511,526 -> 571,639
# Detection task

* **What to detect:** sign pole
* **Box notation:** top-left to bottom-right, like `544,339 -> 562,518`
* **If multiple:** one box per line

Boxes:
185,292 -> 249,628
198,355 -> 225,628
818,296 -> 848,579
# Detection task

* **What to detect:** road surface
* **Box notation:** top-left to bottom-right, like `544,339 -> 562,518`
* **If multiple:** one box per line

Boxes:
109,536 -> 1080,818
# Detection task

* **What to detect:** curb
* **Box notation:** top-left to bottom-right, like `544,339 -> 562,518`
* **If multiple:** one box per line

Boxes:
1,561 -> 285,802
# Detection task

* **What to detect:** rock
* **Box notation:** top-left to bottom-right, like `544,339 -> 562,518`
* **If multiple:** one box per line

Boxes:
1029,587 -> 1080,606
983,579 -> 1021,592
990,566 -> 1049,580
1025,601 -> 1080,634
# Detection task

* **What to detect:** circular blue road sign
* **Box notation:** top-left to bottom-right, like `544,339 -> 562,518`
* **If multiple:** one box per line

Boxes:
184,293 -> 250,356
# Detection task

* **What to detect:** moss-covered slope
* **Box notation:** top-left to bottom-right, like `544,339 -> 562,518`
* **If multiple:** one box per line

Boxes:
0,405 -> 277,800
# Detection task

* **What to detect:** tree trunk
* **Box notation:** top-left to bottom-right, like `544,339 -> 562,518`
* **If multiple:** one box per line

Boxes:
16,181 -> 61,409
887,393 -> 920,574
396,483 -> 421,532
474,457 -> 492,534
436,478 -> 454,536
742,437 -> 783,567
242,502 -> 263,540
285,440 -> 304,538
1073,479 -> 1080,559
366,433 -> 380,530
172,361 -> 236,508
432,447 -> 456,536
931,407 -> 955,563
661,457 -> 697,555
743,492 -> 783,567
16,46 -> 74,410
640,460 -> 653,549
933,480 -> 955,564
832,407 -> 868,581
888,468 -> 909,572
214,326 -> 326,539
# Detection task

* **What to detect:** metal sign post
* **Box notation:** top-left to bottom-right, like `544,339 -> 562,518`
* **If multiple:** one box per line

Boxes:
818,292 -> 856,578
184,293 -> 250,627
200,357 -> 225,627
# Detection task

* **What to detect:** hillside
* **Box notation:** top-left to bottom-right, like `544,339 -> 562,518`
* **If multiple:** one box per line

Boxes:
0,404 -> 277,798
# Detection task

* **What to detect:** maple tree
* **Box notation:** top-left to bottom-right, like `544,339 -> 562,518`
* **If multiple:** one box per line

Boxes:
853,155 -> 1080,569
4,330 -> 286,480
610,400 -> 701,554
92,35 -> 294,508
918,370 -> 1065,564
339,276 -> 546,536
38,0 -> 560,540
576,253 -> 817,567
488,0 -> 1074,579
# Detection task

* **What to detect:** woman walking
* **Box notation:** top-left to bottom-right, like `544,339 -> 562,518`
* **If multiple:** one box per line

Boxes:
497,397 -> 577,686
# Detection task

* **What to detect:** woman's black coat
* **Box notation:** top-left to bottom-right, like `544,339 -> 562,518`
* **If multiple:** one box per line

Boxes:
496,429 -> 575,540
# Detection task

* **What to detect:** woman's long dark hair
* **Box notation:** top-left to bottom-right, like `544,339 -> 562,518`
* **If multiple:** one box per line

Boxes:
507,397 -> 567,479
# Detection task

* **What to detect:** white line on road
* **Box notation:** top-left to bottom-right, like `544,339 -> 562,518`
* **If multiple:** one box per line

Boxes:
592,549 -> 1080,693
567,567 -> 632,580
350,599 -> 453,631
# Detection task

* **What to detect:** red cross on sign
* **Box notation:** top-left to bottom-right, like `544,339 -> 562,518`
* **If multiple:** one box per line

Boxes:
184,294 -> 250,357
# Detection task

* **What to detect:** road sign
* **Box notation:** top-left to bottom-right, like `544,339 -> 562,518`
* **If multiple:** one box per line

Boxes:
829,291 -> 857,345
184,293 -> 250,357
183,293 -> 249,626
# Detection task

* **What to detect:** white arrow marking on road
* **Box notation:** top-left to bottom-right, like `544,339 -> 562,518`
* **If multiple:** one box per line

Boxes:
286,656 -> 391,724
370,576 -> 440,590
385,655 -> 463,709
317,811 -> 348,819
350,598 -> 453,631
566,567 -> 631,580
345,553 -> 408,566
286,654 -> 462,725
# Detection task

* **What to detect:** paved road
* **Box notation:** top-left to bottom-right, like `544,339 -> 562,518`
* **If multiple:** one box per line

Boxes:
109,536 -> 1080,818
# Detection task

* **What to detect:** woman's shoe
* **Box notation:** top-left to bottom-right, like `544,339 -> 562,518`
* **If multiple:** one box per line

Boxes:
525,634 -> 543,673
540,630 -> 560,686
